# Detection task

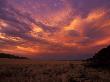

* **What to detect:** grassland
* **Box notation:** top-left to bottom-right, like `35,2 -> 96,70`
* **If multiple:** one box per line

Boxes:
0,59 -> 110,82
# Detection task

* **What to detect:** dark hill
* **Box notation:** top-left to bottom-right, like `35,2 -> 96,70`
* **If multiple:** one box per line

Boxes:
87,45 -> 110,67
93,45 -> 110,62
0,53 -> 28,59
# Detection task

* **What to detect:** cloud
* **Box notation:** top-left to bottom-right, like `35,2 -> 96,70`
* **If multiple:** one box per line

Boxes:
0,0 -> 110,59
64,8 -> 110,46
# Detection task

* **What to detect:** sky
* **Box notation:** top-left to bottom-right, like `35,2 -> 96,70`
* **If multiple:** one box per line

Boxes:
0,0 -> 110,60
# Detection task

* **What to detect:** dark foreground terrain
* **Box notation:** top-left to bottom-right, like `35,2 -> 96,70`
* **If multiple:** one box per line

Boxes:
0,59 -> 110,82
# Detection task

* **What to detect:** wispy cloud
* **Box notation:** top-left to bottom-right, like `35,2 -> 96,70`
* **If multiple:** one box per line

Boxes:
0,0 -> 110,59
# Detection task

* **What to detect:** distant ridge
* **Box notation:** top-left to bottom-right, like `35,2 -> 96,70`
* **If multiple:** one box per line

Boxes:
0,53 -> 28,59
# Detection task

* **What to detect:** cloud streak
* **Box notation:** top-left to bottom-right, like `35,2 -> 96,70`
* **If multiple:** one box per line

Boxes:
0,0 -> 110,59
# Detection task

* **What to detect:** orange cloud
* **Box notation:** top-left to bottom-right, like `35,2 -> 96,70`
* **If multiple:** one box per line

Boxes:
16,46 -> 37,53
87,9 -> 106,22
0,0 -> 110,59
0,20 -> 8,28
62,8 -> 110,47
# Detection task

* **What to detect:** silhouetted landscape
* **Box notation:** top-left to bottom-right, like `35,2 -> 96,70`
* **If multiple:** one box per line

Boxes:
0,53 -> 28,59
0,45 -> 110,82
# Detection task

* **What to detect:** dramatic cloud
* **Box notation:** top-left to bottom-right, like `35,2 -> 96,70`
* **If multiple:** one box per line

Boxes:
0,0 -> 110,59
